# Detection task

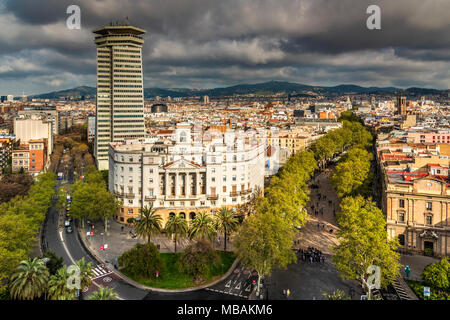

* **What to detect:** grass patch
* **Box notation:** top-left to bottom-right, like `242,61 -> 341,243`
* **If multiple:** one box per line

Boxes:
122,251 -> 236,289
406,280 -> 450,300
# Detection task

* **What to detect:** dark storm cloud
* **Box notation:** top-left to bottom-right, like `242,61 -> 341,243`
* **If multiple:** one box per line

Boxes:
0,0 -> 449,95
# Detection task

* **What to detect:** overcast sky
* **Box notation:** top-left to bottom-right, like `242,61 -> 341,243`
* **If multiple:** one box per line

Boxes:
0,0 -> 449,95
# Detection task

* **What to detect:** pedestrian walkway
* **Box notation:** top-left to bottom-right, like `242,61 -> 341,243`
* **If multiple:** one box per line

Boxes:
295,168 -> 340,254
205,265 -> 257,299
90,264 -> 113,280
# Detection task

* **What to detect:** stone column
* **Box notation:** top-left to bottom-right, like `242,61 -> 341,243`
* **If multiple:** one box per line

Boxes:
165,172 -> 169,196
195,172 -> 200,195
175,172 -> 179,197
185,173 -> 189,197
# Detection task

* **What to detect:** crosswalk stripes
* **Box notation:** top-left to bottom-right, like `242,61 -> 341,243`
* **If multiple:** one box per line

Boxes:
392,278 -> 413,300
90,265 -> 113,280
205,288 -> 247,299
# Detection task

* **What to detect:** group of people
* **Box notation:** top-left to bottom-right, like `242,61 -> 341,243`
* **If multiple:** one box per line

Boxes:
298,247 -> 326,263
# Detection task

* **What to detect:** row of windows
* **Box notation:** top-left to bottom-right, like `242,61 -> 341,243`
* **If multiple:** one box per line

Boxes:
114,115 -> 143,118
113,80 -> 142,83
113,95 -> 143,98
114,124 -> 144,128
113,90 -> 142,93
113,74 -> 142,78
114,54 -> 140,58
111,105 -> 142,108
114,64 -> 141,68
398,199 -> 432,210
113,59 -> 141,63
113,84 -> 142,88
113,49 -> 141,54
113,119 -> 144,123
114,110 -> 144,113
114,70 -> 141,74
114,130 -> 145,133
114,135 -> 145,138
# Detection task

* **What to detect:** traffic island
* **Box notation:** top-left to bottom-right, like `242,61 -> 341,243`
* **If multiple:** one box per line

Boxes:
77,221 -> 240,293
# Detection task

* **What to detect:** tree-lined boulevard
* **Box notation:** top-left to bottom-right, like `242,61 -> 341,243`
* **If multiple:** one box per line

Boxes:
0,111 -> 412,300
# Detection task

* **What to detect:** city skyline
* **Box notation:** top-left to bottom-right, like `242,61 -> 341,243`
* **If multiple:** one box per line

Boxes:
0,0 -> 449,96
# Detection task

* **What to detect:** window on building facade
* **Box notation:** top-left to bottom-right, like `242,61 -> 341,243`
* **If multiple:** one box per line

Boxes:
426,202 -> 432,210
398,212 -> 405,222
128,209 -> 133,214
398,234 -> 405,246
426,215 -> 432,225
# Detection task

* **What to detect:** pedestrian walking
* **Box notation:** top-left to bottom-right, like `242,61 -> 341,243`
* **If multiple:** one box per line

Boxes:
317,222 -> 320,229
286,289 -> 290,298
405,265 -> 411,278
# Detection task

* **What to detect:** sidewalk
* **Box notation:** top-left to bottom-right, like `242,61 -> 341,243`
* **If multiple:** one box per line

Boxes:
400,254 -> 438,282
82,218 -> 234,265
295,168 -> 340,255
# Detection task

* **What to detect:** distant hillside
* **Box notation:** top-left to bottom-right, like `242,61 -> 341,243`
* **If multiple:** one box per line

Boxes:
30,81 -> 448,100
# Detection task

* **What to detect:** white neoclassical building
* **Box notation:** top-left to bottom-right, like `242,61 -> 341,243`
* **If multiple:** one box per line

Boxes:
108,123 -> 266,223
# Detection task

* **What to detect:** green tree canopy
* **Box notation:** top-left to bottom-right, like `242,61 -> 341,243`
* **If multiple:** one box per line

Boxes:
234,210 -> 296,296
134,204 -> 163,243
332,196 -> 400,295
422,257 -> 450,292
9,258 -> 49,300
164,214 -> 188,254
118,242 -> 165,279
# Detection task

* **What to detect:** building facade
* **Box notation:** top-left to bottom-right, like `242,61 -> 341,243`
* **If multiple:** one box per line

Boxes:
93,25 -> 147,170
108,123 -> 266,224
13,117 -> 53,158
11,139 -> 47,175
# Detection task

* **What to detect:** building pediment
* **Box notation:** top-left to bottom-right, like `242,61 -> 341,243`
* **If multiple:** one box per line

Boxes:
419,230 -> 438,239
413,175 -> 445,195
162,158 -> 202,170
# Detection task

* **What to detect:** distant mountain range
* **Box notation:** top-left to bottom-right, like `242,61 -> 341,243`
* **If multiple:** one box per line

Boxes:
29,81 -> 449,100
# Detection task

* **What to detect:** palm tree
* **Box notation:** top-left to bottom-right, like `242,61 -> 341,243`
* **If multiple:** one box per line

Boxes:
9,258 -> 49,300
88,286 -> 118,300
215,208 -> 239,251
75,258 -> 94,296
188,211 -> 217,242
47,266 -> 76,300
134,204 -> 162,243
165,215 -> 188,254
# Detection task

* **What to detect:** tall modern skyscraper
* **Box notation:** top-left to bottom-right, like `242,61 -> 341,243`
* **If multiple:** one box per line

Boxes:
93,24 -> 146,170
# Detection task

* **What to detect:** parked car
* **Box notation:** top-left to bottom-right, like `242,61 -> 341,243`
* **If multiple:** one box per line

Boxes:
64,220 -> 71,227
65,226 -> 73,234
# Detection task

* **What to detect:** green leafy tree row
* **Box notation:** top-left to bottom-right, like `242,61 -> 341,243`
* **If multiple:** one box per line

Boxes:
8,255 -> 105,301
331,147 -> 373,198
0,172 -> 57,292
332,195 -> 401,299
69,165 -> 120,232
